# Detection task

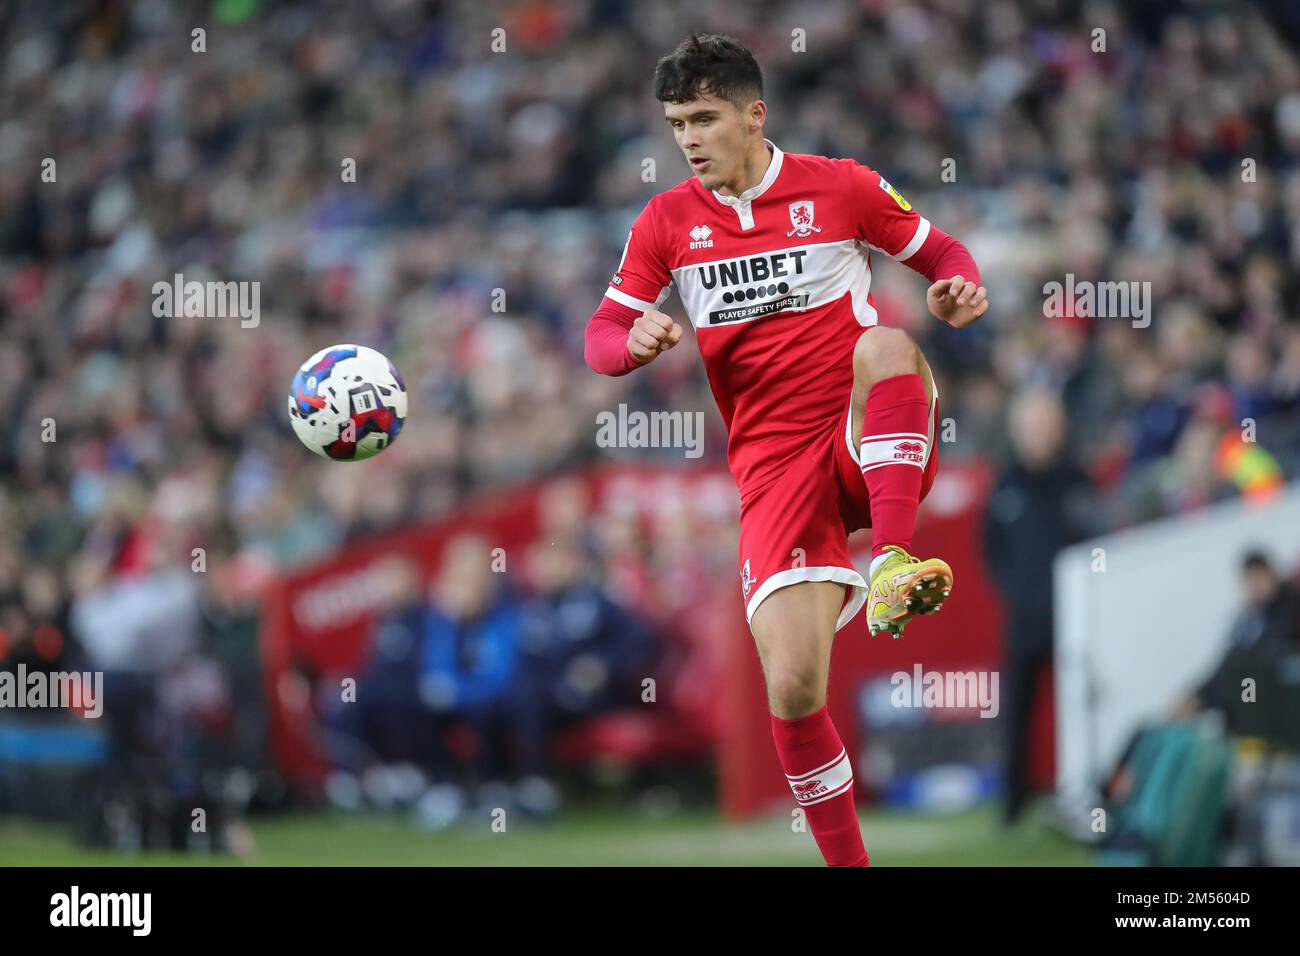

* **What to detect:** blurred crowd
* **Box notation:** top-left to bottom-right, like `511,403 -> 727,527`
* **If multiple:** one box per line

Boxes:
2,0 -> 1300,836
320,532 -> 653,826
310,472 -> 733,828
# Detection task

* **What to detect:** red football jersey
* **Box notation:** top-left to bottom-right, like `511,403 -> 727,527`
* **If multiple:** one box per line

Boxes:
604,139 -> 935,495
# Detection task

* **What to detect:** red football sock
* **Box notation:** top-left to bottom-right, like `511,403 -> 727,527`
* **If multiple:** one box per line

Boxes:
771,704 -> 869,867
859,373 -> 930,559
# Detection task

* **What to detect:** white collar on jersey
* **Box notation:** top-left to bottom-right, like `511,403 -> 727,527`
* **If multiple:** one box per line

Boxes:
710,138 -> 783,207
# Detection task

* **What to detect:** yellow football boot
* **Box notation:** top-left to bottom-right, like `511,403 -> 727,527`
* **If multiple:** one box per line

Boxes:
866,545 -> 952,638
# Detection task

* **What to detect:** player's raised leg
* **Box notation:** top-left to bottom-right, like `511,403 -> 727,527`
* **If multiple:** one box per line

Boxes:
851,326 -> 951,637
751,580 -> 869,867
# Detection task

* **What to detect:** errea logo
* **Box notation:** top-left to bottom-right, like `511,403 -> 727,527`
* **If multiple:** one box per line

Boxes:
791,778 -> 827,801
689,224 -> 714,250
893,440 -> 924,462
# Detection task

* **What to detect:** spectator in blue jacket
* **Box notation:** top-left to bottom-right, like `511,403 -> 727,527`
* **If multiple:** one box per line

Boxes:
415,533 -> 525,822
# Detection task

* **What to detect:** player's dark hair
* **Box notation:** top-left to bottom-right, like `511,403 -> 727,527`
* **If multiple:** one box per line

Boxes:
654,33 -> 763,109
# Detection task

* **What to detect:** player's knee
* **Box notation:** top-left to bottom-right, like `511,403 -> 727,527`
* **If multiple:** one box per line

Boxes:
853,326 -> 920,383
765,667 -> 824,719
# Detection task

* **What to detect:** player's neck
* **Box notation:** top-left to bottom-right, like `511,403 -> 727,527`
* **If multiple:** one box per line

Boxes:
716,138 -> 773,198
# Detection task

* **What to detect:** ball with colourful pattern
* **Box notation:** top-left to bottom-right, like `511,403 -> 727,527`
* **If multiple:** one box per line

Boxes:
288,344 -> 407,460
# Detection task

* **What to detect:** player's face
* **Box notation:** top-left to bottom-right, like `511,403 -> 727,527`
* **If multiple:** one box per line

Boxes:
664,90 -> 758,191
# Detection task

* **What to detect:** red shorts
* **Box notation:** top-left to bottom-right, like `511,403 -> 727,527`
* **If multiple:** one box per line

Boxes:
738,381 -> 939,633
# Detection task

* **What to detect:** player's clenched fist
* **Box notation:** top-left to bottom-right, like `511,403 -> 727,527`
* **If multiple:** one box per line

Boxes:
627,309 -> 683,364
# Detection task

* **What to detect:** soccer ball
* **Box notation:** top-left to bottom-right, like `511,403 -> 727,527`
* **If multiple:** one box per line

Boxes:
287,344 -> 407,461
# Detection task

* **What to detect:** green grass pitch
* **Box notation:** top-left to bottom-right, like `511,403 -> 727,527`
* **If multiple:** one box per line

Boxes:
0,802 -> 1090,866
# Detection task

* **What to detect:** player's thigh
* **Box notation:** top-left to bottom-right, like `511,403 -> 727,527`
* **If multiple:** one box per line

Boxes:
750,579 -> 845,691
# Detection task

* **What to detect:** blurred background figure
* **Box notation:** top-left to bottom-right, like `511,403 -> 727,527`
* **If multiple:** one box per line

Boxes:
984,388 -> 1089,826
1099,549 -> 1300,866
415,533 -> 523,825
514,535 -> 655,816
64,510 -> 261,852
321,555 -> 430,813
1170,550 -> 1300,734
323,537 -> 527,829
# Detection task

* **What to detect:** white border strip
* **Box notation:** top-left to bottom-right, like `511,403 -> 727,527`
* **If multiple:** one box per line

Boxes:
604,286 -> 656,312
746,565 -> 869,634
891,216 -> 931,262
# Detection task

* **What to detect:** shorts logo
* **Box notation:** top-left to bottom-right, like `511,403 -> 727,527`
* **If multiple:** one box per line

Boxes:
740,558 -> 753,598
785,200 -> 822,238
878,177 -> 912,211
894,440 -> 924,462
791,778 -> 827,800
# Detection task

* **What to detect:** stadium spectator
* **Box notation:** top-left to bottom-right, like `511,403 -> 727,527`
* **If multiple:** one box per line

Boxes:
511,536 -> 655,815
321,555 -> 432,801
323,540 -> 526,825
1170,550 -> 1300,727
411,534 -> 528,824
983,388 -> 1090,826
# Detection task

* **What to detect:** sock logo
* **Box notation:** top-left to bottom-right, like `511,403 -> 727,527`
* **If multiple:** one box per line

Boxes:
785,748 -> 853,806
791,778 -> 826,799
861,433 -> 929,471
893,440 -> 925,462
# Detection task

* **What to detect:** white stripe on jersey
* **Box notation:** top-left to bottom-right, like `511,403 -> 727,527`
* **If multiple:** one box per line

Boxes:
862,215 -> 931,262
669,238 -> 879,331
604,285 -> 670,313
892,216 -> 931,262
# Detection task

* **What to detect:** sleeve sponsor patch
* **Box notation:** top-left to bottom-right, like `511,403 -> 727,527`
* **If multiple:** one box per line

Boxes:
878,176 -> 912,211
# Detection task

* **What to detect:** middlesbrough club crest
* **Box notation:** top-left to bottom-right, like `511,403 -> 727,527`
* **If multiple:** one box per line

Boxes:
741,558 -> 753,598
786,200 -> 823,238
